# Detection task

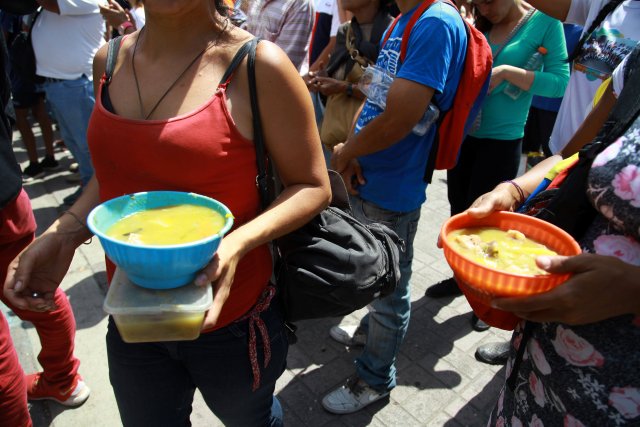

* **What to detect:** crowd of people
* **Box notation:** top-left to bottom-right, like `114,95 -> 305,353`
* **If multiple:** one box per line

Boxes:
0,0 -> 638,426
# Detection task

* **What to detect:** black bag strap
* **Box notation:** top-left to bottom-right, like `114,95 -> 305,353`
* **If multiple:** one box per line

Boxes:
104,36 -> 123,85
249,38 -> 351,212
592,43 -> 640,149
245,38 -> 272,211
567,0 -> 625,64
219,38 -> 259,86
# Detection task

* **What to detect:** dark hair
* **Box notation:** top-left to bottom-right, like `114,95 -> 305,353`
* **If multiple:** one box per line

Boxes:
473,6 -> 492,33
213,0 -> 229,16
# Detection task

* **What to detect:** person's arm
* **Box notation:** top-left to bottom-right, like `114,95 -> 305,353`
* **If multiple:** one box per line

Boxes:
334,78 -> 434,163
100,0 -> 136,35
466,155 -> 562,217
309,36 -> 336,73
561,80 -> 616,157
492,254 -> 640,324
309,0 -> 342,72
2,40 -> 113,312
491,18 -> 570,97
3,176 -> 100,312
196,41 -> 331,325
272,0 -> 315,70
310,75 -> 366,100
524,0 -> 571,21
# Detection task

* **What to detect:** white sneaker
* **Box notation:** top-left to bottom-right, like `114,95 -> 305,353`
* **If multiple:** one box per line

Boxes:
322,376 -> 390,414
329,325 -> 367,347
26,372 -> 91,407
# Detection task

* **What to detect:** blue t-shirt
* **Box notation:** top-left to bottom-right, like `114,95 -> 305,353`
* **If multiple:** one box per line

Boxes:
355,2 -> 467,213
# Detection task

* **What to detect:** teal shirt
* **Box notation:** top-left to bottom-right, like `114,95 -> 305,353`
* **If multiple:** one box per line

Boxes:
472,11 -> 569,140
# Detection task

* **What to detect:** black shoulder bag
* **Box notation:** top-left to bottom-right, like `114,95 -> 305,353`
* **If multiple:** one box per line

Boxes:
245,38 -> 404,323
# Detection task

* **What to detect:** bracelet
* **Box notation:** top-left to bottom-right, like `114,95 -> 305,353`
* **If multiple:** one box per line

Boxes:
60,210 -> 94,244
61,210 -> 88,229
501,180 -> 525,204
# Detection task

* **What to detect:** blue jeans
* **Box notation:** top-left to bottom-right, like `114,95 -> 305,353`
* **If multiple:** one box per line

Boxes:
106,301 -> 288,427
39,76 -> 95,185
350,196 -> 421,392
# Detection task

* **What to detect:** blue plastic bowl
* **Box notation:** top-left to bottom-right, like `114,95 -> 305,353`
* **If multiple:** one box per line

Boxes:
87,191 -> 234,289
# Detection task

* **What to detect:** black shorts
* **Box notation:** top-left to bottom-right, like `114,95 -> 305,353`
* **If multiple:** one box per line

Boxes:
10,71 -> 44,109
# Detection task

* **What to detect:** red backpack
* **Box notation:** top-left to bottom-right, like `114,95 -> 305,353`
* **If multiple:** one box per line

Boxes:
382,0 -> 492,180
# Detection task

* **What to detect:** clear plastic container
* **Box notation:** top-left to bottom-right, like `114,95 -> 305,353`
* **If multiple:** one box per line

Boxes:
358,64 -> 395,109
413,103 -> 440,136
359,64 -> 440,136
104,268 -> 213,343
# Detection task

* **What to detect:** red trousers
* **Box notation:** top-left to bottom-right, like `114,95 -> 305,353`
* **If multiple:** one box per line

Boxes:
0,190 -> 80,427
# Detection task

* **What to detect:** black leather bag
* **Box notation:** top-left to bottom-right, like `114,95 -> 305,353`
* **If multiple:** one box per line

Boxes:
244,39 -> 404,322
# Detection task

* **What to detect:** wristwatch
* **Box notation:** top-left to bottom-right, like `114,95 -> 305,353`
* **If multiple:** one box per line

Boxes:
346,83 -> 353,97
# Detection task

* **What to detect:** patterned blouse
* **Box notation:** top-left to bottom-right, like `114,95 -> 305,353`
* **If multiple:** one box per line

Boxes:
487,117 -> 640,426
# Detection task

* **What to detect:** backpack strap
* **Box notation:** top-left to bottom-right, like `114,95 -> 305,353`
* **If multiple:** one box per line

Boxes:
103,36 -> 124,85
382,0 -> 463,62
567,0 -> 625,64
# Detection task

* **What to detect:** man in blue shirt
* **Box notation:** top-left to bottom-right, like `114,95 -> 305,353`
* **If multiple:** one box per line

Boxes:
323,0 -> 467,414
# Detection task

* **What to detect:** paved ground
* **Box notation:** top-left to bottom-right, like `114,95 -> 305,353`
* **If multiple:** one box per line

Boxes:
4,126 -> 512,426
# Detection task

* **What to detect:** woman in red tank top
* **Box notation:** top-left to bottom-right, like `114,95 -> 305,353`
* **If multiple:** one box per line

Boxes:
4,1 -> 331,425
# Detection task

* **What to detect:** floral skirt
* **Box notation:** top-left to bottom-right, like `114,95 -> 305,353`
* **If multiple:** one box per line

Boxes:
487,317 -> 640,426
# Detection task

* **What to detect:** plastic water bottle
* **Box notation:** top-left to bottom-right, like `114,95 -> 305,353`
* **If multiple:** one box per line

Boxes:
359,65 -> 395,109
503,46 -> 548,100
412,103 -> 440,136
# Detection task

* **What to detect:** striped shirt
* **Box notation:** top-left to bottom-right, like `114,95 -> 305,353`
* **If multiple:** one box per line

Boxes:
245,0 -> 314,70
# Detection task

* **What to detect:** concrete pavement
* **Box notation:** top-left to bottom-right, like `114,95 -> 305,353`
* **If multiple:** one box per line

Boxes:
4,126 -> 511,426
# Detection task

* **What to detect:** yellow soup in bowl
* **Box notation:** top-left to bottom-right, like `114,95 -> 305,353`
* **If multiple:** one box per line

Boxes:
447,227 -> 558,276
106,204 -> 226,245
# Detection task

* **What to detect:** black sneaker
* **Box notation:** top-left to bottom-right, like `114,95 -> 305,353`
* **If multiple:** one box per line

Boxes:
526,151 -> 545,170
40,155 -> 60,170
475,341 -> 510,365
471,314 -> 490,332
23,162 -> 45,180
425,277 -> 462,298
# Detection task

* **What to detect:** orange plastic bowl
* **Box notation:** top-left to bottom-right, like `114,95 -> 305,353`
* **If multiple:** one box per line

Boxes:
440,211 -> 582,304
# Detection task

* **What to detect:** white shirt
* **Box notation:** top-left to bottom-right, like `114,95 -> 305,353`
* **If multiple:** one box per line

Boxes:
32,0 -> 106,80
131,6 -> 145,30
315,0 -> 333,14
549,0 -> 640,154
330,0 -> 340,37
